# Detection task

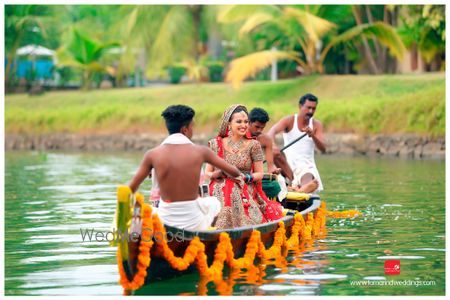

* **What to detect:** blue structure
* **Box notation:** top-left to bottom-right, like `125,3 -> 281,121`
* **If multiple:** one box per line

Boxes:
5,59 -> 54,79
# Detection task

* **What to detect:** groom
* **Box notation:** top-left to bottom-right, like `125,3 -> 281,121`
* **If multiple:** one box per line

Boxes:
129,104 -> 240,231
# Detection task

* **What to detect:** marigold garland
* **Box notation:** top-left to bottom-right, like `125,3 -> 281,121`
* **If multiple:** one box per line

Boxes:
116,198 -> 362,291
116,199 -> 153,291
326,210 -> 361,218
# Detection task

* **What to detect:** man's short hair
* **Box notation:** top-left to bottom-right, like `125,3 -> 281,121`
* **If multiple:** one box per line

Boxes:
249,107 -> 269,124
299,93 -> 318,106
161,105 -> 195,134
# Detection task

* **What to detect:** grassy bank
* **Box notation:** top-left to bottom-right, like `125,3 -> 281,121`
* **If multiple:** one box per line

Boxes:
5,73 -> 445,137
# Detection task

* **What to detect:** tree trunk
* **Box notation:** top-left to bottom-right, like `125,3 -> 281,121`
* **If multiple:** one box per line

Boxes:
365,5 -> 383,69
207,27 -> 222,60
136,47 -> 147,86
5,30 -> 24,89
190,5 -> 202,62
411,42 -> 418,71
388,5 -> 399,73
379,5 -> 389,72
5,52 -> 15,90
83,70 -> 92,90
352,5 -> 380,74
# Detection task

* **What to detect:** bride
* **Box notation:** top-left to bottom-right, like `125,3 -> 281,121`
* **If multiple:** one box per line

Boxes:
205,104 -> 283,229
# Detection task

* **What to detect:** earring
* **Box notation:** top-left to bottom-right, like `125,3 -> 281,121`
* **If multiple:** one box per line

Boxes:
228,126 -> 233,136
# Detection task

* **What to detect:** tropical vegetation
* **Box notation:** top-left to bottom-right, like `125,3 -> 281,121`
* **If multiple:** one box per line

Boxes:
5,4 -> 445,91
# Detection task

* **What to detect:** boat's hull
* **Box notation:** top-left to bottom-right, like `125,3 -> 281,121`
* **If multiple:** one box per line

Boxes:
123,197 -> 321,285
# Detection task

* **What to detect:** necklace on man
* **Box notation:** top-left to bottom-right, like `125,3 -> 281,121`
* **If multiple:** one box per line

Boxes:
227,138 -> 244,153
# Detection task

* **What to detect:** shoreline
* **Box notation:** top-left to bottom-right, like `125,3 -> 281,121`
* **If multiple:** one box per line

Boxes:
5,133 -> 445,159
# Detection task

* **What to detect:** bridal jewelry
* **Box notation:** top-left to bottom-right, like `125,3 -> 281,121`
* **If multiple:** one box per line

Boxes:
227,138 -> 244,153
228,126 -> 233,137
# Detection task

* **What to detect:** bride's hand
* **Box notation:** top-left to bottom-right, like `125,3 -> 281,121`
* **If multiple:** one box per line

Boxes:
212,170 -> 225,179
229,173 -> 245,186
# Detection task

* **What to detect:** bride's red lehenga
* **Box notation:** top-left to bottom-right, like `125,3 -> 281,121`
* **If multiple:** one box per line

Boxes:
208,106 -> 283,229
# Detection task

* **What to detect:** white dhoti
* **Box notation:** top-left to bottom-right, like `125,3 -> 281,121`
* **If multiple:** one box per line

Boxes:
291,158 -> 323,192
155,197 -> 221,231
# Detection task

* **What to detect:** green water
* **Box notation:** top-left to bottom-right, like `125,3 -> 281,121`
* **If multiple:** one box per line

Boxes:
4,152 -> 445,295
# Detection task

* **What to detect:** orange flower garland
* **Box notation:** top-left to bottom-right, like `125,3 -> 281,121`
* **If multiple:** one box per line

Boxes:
116,199 -> 362,291
326,210 -> 361,218
117,200 -> 153,290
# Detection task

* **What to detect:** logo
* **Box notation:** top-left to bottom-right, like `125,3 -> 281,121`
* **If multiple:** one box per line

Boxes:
384,260 -> 401,275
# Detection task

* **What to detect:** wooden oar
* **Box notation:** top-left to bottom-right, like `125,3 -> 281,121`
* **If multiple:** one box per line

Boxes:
263,133 -> 307,163
280,132 -> 308,152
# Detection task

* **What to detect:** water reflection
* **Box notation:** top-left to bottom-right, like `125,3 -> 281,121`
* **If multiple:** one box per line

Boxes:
4,152 -> 445,295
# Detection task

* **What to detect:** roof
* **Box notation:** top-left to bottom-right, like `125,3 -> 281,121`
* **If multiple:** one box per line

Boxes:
16,44 -> 55,56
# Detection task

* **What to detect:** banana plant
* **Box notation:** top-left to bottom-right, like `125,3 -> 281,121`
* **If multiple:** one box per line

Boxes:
56,28 -> 119,89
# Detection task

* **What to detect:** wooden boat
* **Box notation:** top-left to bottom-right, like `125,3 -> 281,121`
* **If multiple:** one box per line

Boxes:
114,186 -> 324,292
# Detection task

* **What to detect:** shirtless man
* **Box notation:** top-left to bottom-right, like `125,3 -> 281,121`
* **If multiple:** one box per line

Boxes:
129,105 -> 240,231
246,107 -> 279,175
268,93 -> 326,193
247,107 -> 294,181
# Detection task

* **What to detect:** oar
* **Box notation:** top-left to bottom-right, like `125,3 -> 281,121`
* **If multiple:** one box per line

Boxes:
279,132 -> 308,153
263,132 -> 307,163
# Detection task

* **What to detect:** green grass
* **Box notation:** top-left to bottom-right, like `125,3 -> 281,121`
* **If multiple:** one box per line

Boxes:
5,73 -> 445,137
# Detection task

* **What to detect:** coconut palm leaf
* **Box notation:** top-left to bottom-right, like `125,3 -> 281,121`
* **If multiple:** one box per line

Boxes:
238,13 -> 275,37
126,7 -> 139,36
270,17 -> 308,52
218,5 -> 280,23
320,21 -> 406,67
225,50 -> 302,88
283,7 -> 336,42
114,6 -> 163,83
147,6 -> 194,77
419,27 -> 444,63
125,6 -> 169,45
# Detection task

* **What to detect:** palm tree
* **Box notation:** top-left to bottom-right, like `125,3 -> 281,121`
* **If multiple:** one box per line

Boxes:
121,5 -> 222,82
56,28 -> 119,89
397,5 -> 445,71
219,5 -> 406,88
5,5 -> 51,88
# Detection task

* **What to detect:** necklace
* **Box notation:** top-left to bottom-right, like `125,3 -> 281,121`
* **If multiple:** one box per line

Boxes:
227,138 -> 244,153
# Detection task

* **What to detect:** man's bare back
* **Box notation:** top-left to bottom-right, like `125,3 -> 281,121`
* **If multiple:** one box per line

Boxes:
129,143 -> 240,202
149,144 -> 210,201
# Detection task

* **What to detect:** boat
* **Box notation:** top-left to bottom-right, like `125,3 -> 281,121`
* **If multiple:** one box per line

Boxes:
113,185 -> 327,292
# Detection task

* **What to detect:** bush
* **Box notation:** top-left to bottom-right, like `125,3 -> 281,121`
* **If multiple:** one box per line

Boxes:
167,65 -> 186,84
206,62 -> 224,82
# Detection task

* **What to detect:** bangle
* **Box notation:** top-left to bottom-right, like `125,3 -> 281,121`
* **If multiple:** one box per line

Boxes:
244,173 -> 253,183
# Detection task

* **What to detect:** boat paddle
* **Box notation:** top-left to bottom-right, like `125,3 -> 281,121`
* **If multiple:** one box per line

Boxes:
279,132 -> 308,153
263,132 -> 307,163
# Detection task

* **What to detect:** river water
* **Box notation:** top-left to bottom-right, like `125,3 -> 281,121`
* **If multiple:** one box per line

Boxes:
4,151 -> 445,296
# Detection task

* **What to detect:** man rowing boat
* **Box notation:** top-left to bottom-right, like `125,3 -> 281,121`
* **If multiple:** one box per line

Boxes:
268,93 -> 325,193
128,105 -> 240,231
